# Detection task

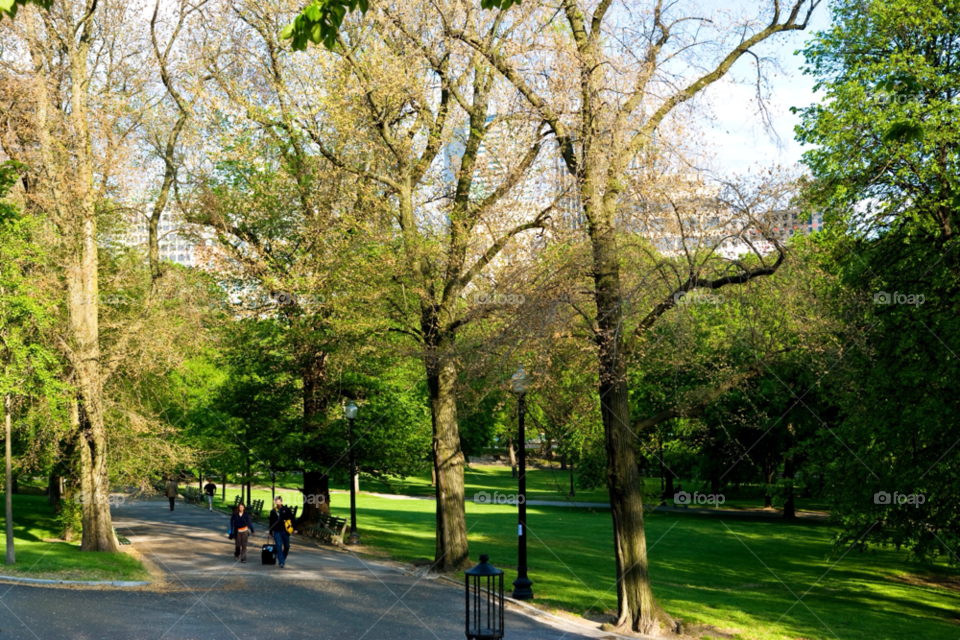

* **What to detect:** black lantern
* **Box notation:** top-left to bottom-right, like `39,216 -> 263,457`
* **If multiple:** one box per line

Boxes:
465,554 -> 504,640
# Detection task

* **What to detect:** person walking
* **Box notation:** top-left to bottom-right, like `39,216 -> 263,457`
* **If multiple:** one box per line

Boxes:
165,477 -> 178,512
204,480 -> 217,511
231,503 -> 254,563
267,496 -> 297,568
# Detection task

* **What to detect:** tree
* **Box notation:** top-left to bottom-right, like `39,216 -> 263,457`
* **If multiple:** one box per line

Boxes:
0,162 -> 64,562
293,1 -> 552,570
440,1 -> 821,631
795,0 -> 960,561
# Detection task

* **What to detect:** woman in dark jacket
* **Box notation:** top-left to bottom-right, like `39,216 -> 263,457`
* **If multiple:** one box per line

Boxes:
230,503 -> 254,563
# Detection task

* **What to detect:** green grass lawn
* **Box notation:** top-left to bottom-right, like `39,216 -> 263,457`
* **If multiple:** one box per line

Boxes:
330,495 -> 958,640
0,494 -> 148,582
259,465 -> 829,513
199,476 -> 959,639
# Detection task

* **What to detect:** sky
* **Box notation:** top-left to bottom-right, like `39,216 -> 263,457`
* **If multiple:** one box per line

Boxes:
698,3 -> 833,175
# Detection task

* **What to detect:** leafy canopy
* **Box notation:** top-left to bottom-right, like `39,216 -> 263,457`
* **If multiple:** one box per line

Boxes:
282,0 -> 520,50
0,0 -> 51,20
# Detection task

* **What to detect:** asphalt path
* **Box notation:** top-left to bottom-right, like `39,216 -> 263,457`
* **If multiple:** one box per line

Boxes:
0,499 -> 604,640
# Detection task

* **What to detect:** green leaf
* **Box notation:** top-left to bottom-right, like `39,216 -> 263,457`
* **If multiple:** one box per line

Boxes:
882,121 -> 924,143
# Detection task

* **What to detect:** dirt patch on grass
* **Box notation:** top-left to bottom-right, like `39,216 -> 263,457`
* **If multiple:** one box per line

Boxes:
893,571 -> 960,594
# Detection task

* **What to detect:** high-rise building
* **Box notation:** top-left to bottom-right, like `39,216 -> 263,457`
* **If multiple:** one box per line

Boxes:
122,210 -> 197,267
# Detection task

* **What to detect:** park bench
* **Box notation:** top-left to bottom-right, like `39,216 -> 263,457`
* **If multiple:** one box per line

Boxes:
305,513 -> 348,546
113,528 -> 132,545
231,495 -> 262,514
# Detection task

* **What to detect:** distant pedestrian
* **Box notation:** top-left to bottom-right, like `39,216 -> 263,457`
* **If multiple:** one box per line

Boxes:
268,496 -> 297,568
231,503 -> 254,563
165,478 -> 178,511
204,480 -> 217,511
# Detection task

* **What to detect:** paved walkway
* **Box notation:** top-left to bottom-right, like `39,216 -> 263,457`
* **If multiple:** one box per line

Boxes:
0,498 -> 609,640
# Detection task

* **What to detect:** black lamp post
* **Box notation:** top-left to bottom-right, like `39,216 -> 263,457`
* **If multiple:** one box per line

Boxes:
344,400 -> 360,545
510,365 -> 533,600
465,554 -> 504,640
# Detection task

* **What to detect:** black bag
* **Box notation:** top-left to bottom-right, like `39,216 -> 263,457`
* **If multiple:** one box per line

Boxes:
261,543 -> 277,565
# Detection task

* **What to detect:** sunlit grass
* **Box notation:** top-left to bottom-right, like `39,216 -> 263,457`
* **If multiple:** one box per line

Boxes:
0,493 -> 148,582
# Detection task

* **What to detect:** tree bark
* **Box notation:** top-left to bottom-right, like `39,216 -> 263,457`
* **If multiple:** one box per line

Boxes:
508,436 -> 517,479
77,399 -> 118,552
299,470 -> 331,522
48,473 -> 62,510
782,455 -> 796,520
299,351 -> 331,524
591,218 -> 669,634
427,351 -> 469,572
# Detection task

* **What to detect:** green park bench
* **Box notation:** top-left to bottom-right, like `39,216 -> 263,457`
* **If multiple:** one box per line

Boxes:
305,513 -> 347,546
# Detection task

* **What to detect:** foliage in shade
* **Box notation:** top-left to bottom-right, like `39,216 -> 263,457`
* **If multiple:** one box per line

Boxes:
0,0 -> 50,20
282,0 -> 370,51
281,0 -> 522,51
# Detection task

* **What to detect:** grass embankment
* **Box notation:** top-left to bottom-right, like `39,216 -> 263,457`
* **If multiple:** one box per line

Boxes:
0,493 -> 148,582
204,467 -> 958,640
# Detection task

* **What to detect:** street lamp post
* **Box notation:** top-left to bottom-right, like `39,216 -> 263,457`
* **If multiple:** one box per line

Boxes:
510,366 -> 533,600
345,400 -> 360,545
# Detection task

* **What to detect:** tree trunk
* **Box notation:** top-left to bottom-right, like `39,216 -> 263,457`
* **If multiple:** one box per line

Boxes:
299,351 -> 331,525
299,470 -> 331,523
77,400 -> 118,552
430,466 -> 437,487
591,218 -> 669,634
222,472 -> 226,503
782,455 -> 796,520
48,473 -> 62,511
427,352 -> 469,572
764,462 -> 774,509
5,395 -> 14,564
508,436 -> 517,479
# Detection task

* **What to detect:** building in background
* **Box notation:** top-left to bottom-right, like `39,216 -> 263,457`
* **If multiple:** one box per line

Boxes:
123,210 -> 197,267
